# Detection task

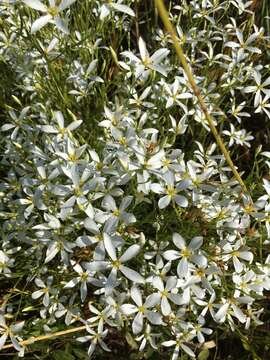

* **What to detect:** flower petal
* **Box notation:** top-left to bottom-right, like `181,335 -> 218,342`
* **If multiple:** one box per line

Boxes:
31,15 -> 52,33
103,233 -> 116,260
120,244 -> 140,263
132,312 -> 143,334
131,286 -> 142,307
173,233 -> 185,249
120,265 -> 144,283
23,0 -> 47,11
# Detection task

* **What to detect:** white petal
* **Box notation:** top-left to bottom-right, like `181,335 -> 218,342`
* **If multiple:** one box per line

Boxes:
66,120 -> 82,132
161,296 -> 171,316
110,3 -> 135,17
174,195 -> 188,208
131,286 -> 142,307
120,244 -> 140,263
104,233 -> 116,260
173,233 -> 185,249
1,124 -> 15,131
84,218 -> 99,233
151,183 -> 164,194
11,336 -> 23,352
54,16 -> 69,34
151,48 -> 169,63
31,15 -> 52,33
158,195 -> 171,209
177,257 -> 189,277
76,235 -> 95,247
189,236 -> 203,250
233,256 -> 243,273
138,37 -> 149,61
168,293 -> 182,305
120,265 -> 144,283
38,125 -> 58,133
215,303 -> 229,322
146,311 -> 163,325
58,0 -> 76,11
181,344 -> 196,358
132,312 -> 143,334
144,293 -> 160,308
31,290 -> 44,300
45,242 -> 59,263
121,304 -> 138,315
162,340 -> 176,347
165,276 -> 177,291
163,250 -> 180,261
119,196 -> 133,212
152,277 -> 164,292
83,261 -> 109,271
0,334 -> 7,350
102,195 -> 116,211
232,304 -> 246,323
23,0 -> 47,11
64,278 -> 79,288
105,269 -> 117,294
10,321 -> 24,333
238,251 -> 253,262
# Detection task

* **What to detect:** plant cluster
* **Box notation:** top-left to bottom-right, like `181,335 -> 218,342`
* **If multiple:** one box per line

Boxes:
1,0 -> 270,359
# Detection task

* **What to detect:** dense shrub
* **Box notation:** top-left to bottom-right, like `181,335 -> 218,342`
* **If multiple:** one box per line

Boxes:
1,0 -> 270,358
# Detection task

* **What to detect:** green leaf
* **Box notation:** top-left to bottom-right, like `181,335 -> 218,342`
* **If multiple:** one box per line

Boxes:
72,348 -> 89,359
198,347 -> 210,360
53,350 -> 75,360
125,332 -> 138,350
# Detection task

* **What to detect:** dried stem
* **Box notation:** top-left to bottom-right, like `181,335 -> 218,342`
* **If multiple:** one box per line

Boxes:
155,0 -> 249,195
2,325 -> 86,350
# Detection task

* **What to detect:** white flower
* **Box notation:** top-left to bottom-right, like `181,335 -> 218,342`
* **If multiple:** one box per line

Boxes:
77,322 -> 110,357
150,171 -> 190,209
135,324 -> 160,351
64,261 -> 94,302
164,78 -> 192,109
37,111 -> 82,137
223,124 -> 254,148
191,316 -> 213,343
121,286 -> 163,334
244,70 -> 270,107
225,28 -> 261,55
83,233 -> 144,294
23,0 -> 77,34
222,241 -> 253,273
0,251 -> 14,277
121,37 -> 170,79
31,276 -> 53,307
215,299 -> 246,324
0,315 -> 24,353
146,276 -> 182,316
254,94 -> 270,119
162,327 -> 196,359
163,233 -> 206,278
100,1 -> 135,20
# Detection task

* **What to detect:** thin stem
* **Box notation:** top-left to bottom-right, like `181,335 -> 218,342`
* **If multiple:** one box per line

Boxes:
2,325 -> 86,350
155,0 -> 249,195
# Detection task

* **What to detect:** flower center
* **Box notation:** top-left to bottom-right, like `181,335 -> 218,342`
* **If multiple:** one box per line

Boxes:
181,248 -> 191,258
167,186 -> 176,197
112,259 -> 121,269
113,209 -> 120,217
48,6 -> 59,17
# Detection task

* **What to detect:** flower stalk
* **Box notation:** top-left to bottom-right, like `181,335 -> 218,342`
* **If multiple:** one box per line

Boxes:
2,325 -> 86,350
155,0 -> 249,194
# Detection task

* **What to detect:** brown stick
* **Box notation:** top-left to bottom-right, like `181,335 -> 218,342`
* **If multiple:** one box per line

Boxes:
2,325 -> 86,350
